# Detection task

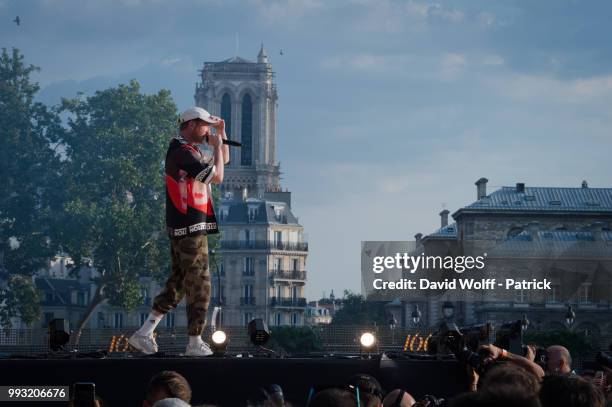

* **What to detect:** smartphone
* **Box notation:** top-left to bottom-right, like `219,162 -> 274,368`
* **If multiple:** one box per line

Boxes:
73,382 -> 96,407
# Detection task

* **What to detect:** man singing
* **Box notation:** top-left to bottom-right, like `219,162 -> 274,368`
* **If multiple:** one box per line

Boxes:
129,107 -> 229,356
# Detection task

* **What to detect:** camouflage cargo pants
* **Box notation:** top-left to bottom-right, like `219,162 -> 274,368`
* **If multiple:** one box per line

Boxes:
153,234 -> 211,336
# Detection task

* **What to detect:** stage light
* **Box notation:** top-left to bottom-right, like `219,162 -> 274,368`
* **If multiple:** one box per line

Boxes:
48,318 -> 70,351
248,318 -> 270,346
211,330 -> 228,356
360,332 -> 376,348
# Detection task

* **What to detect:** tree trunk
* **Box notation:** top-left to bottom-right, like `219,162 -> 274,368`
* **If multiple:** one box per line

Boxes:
73,282 -> 106,349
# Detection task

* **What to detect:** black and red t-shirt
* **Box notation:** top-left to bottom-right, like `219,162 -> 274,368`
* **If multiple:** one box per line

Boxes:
165,138 -> 219,238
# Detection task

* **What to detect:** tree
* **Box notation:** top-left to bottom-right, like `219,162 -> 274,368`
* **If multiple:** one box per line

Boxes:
55,80 -> 177,343
331,290 -> 387,326
268,326 -> 324,354
0,48 -> 63,327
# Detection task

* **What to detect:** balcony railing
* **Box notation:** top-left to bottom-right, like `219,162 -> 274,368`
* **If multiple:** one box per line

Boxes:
270,270 -> 307,280
242,270 -> 255,277
270,297 -> 306,307
240,297 -> 256,306
220,240 -> 308,252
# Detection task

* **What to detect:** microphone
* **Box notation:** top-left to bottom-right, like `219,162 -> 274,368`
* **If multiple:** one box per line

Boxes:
223,139 -> 242,147
206,136 -> 242,147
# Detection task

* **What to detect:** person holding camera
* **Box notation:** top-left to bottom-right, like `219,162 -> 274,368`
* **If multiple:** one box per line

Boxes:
129,107 -> 229,356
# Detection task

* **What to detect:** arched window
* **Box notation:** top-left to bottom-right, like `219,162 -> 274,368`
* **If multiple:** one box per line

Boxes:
221,93 -> 231,138
241,94 -> 253,166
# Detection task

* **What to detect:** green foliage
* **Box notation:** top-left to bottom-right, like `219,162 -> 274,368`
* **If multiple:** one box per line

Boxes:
331,290 -> 387,326
269,326 -> 324,354
524,330 -> 596,357
55,80 -> 178,314
0,275 -> 42,327
0,48 -> 62,327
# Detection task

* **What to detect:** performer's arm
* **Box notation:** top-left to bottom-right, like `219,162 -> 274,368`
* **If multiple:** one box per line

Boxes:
211,116 -> 230,165
208,131 -> 225,184
175,146 -> 216,184
479,344 -> 545,379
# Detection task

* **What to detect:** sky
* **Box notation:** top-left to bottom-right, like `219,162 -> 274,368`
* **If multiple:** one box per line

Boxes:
3,0 -> 612,300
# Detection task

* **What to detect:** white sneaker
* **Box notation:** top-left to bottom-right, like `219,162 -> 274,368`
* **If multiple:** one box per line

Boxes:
185,342 -> 213,357
128,332 -> 159,355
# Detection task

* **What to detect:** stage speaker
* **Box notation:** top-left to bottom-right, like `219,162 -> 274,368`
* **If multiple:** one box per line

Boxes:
248,318 -> 270,346
49,318 -> 70,351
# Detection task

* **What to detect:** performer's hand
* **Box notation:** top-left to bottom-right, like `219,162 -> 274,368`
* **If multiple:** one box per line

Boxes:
210,116 -> 226,138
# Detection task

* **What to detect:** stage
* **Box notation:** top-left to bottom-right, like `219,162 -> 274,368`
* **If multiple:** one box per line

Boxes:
0,354 -> 469,406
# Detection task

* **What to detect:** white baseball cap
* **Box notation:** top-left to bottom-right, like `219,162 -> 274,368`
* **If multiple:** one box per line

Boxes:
178,106 -> 218,125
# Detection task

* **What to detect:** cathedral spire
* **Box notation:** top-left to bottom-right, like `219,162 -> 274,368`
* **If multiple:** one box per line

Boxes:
257,43 -> 269,63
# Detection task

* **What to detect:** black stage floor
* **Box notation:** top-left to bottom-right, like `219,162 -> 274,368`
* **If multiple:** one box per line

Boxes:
0,355 -> 468,406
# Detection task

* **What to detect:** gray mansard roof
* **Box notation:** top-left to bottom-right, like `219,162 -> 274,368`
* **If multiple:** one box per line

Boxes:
219,198 -> 300,226
456,186 -> 612,215
487,230 -> 612,258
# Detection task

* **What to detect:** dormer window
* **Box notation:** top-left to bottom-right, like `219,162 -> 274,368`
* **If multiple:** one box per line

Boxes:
248,206 -> 258,221
220,206 -> 229,221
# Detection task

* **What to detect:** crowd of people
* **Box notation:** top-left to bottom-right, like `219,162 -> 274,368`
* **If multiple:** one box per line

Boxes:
72,343 -> 612,407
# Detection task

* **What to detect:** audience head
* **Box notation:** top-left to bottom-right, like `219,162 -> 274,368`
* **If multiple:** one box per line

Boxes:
346,373 -> 384,407
477,363 -> 541,407
153,398 -> 191,407
540,375 -> 605,407
546,345 -> 572,375
309,388 -> 357,407
144,371 -> 192,407
383,389 -> 415,407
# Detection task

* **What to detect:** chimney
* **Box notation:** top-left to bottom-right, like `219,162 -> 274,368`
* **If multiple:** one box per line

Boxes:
475,178 -> 488,200
591,222 -> 603,241
582,180 -> 589,189
516,183 -> 525,193
415,233 -> 423,245
439,209 -> 450,227
527,221 -> 539,240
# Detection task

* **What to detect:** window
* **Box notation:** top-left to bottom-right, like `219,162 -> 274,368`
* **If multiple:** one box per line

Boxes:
547,284 -> 560,303
248,206 -> 258,221
275,313 -> 282,326
291,313 -> 299,326
114,313 -> 123,329
165,313 -> 175,328
276,285 -> 282,299
292,258 -> 299,272
274,231 -> 282,246
244,312 -> 253,326
243,284 -> 253,299
221,93 -> 232,138
579,283 -> 591,304
140,313 -> 148,326
275,257 -> 282,271
244,257 -> 254,276
515,288 -> 526,303
241,94 -> 253,166
292,286 -> 299,300
77,292 -> 85,306
243,229 -> 251,242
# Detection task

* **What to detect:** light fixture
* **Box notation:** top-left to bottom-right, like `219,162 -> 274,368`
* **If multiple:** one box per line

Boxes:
411,304 -> 422,325
211,330 -> 228,356
360,332 -> 376,349
442,301 -> 455,320
248,318 -> 270,346
48,319 -> 70,352
565,305 -> 576,327
521,313 -> 529,331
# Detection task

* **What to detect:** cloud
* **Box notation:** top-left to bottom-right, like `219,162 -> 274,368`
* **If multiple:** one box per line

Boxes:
488,73 -> 612,104
440,53 -> 467,80
320,53 -> 413,74
248,0 -> 324,24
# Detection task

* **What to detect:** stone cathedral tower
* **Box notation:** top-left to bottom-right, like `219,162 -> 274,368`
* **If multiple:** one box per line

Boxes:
195,45 -> 280,199
195,47 -> 308,327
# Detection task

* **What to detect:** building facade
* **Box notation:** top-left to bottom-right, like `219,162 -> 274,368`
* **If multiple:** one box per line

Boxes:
196,47 -> 308,327
396,179 -> 612,338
